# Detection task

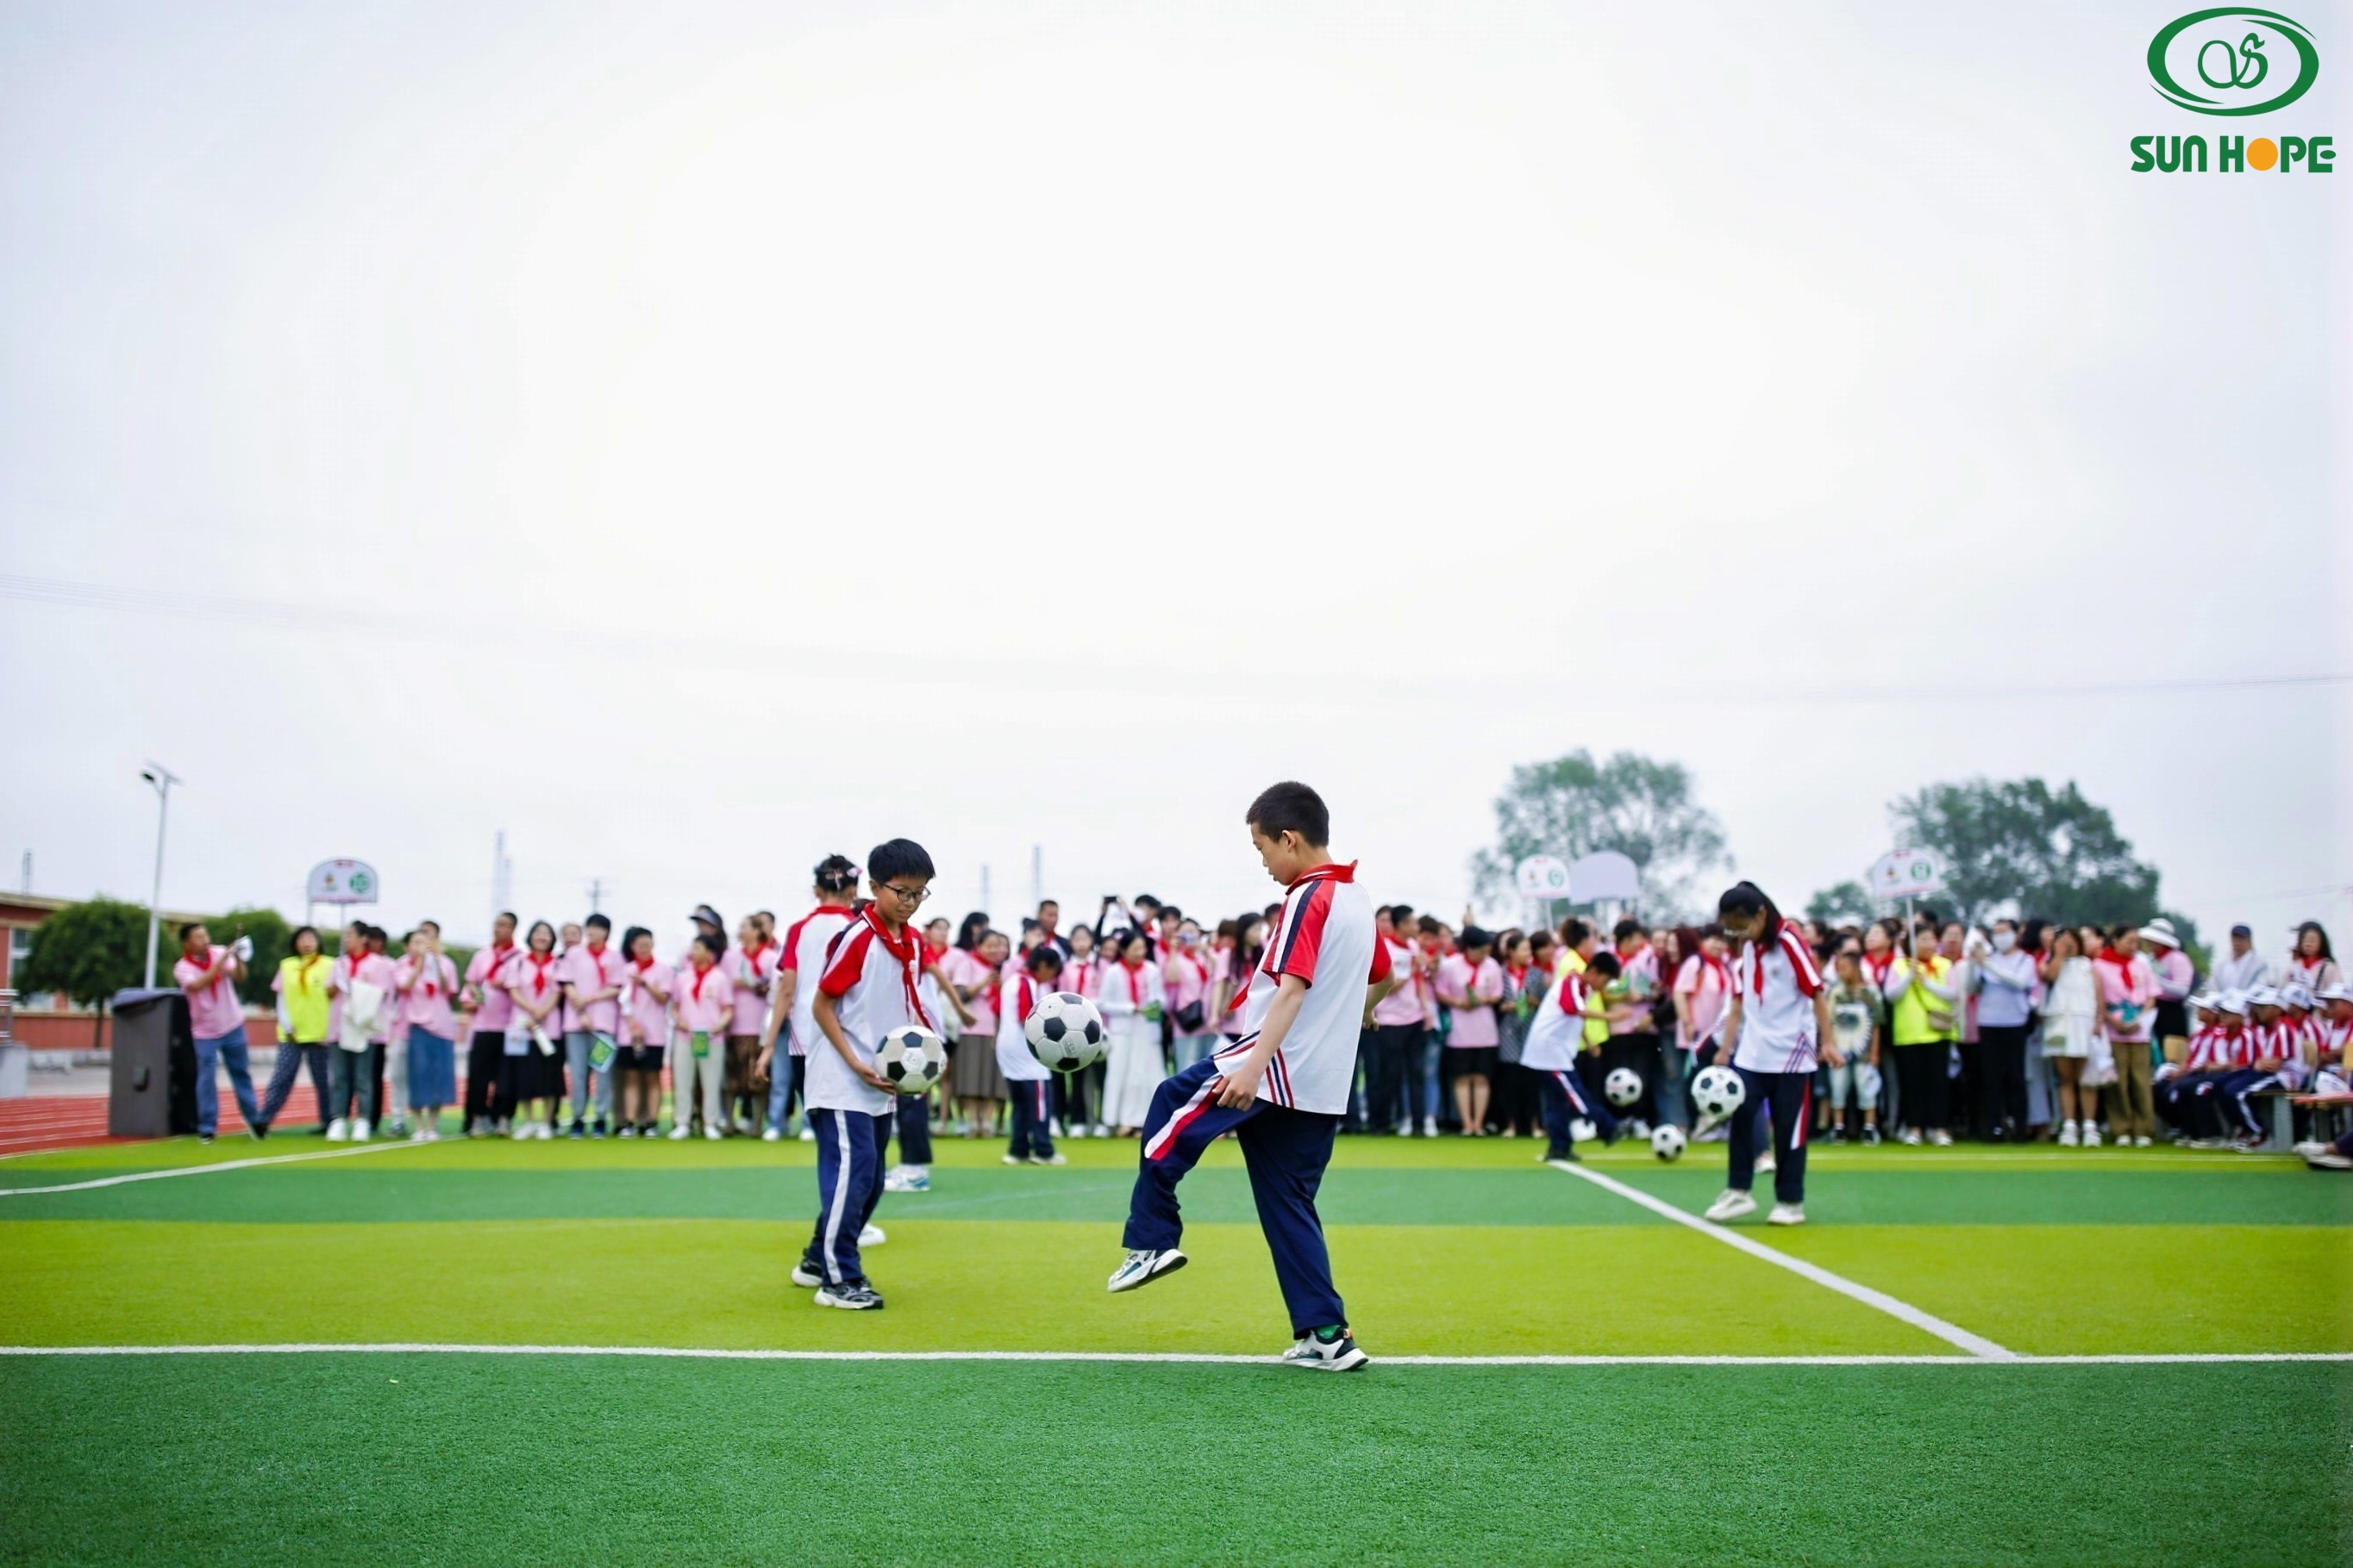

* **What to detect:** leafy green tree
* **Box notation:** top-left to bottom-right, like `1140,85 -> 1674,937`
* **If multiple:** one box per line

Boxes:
201,906 -> 293,1006
1471,749 -> 1730,919
16,896 -> 152,1050
1891,778 -> 2196,943
1805,880 -> 1879,928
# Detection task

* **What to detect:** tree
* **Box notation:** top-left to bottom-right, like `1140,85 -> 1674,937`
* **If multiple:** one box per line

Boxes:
16,896 -> 152,1051
1890,778 -> 2197,942
1471,750 -> 1730,921
1805,880 -> 1879,928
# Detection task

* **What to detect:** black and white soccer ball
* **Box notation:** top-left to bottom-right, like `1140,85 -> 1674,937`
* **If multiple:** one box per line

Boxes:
1604,1067 -> 1644,1108
874,1024 -> 948,1095
1650,1123 -> 1687,1162
1024,990 -> 1106,1072
1691,1065 -> 1746,1120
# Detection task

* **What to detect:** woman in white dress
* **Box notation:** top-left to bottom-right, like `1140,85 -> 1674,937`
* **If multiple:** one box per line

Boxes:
1097,928 -> 1167,1135
2038,926 -> 2103,1146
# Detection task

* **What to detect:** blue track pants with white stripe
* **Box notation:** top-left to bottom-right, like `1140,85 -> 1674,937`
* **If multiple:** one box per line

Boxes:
1123,1056 -> 1347,1337
803,1107 -> 892,1286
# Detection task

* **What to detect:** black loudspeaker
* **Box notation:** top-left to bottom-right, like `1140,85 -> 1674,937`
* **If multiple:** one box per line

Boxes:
109,988 -> 196,1137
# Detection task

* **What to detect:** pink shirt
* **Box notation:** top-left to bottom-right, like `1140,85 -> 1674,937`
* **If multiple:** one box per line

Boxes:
1164,948 -> 1212,1033
1436,953 -> 1500,1047
1062,954 -> 1100,1000
721,942 -> 778,1039
672,959 -> 734,1037
466,945 -> 518,1032
507,951 -> 566,1035
1371,938 -> 1424,1027
2094,952 -> 2156,1042
622,958 -> 673,1046
331,951 -> 397,1041
1674,953 -> 1730,1051
1610,945 -> 1660,1036
174,947 -> 245,1039
560,944 -> 623,1035
394,953 -> 459,1037
946,947 -> 999,1035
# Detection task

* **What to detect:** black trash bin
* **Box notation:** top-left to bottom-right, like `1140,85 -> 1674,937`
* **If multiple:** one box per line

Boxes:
110,987 -> 196,1138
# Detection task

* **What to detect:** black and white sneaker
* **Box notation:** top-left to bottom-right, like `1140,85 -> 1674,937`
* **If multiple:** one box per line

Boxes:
1280,1329 -> 1369,1371
814,1282 -> 884,1310
1107,1248 -> 1188,1293
790,1261 -> 825,1288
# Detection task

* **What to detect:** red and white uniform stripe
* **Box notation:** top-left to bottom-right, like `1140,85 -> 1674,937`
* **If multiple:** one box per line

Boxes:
1729,920 -> 1824,1075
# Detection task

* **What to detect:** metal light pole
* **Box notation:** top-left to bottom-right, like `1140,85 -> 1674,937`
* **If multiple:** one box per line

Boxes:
140,763 -> 182,988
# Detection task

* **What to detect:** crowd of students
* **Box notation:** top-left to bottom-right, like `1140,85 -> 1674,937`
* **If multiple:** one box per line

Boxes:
178,880 -> 2350,1176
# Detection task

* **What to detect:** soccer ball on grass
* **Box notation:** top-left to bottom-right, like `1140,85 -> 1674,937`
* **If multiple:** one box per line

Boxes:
875,1025 -> 948,1094
1023,991 -> 1106,1072
1650,1124 -> 1687,1162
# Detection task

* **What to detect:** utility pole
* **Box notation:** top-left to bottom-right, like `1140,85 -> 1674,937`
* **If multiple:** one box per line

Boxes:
491,831 -> 513,930
18,851 -> 28,896
587,877 -> 605,915
139,763 -> 182,989
1030,844 -> 1042,913
979,863 -> 992,917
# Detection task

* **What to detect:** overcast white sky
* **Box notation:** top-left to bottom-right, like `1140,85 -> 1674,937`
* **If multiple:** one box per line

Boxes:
3,0 -> 2346,955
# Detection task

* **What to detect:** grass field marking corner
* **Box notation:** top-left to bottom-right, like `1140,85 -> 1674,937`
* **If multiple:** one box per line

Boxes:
1551,1160 -> 2017,1360
0,1138 -> 429,1197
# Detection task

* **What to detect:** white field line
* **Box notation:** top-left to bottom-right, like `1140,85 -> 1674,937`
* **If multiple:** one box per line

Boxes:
1550,1162 -> 2016,1360
0,1343 -> 2346,1366
0,1139 -> 425,1196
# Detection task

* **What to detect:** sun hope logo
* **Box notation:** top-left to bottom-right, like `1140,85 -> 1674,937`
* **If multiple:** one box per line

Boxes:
2131,8 -> 2334,172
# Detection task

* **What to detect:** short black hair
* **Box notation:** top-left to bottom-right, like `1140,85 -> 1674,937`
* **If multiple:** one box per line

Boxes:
1246,780 -> 1330,846
1388,903 -> 1416,924
178,921 -> 206,942
1037,899 -> 1059,913
867,839 -> 936,885
1561,917 -> 1592,946
290,924 -> 319,950
621,925 -> 653,956
1417,915 -> 1443,936
1586,950 -> 1623,979
585,913 -> 611,933
1027,946 -> 1065,976
1461,926 -> 1493,951
1612,918 -> 1644,943
495,910 -> 518,928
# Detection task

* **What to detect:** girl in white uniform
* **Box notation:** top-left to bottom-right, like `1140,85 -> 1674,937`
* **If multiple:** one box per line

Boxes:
1098,928 -> 1167,1134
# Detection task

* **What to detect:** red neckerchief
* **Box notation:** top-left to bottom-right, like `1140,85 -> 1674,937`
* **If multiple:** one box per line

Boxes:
579,943 -> 610,989
861,906 -> 934,1029
1863,951 -> 1893,984
1505,960 -> 1530,986
418,955 -> 441,997
525,951 -> 555,996
688,959 -> 716,1002
739,940 -> 768,972
479,941 -> 514,979
2098,946 -> 2131,977
922,938 -> 948,967
1117,957 -> 1148,1001
1747,921 -> 1803,995
185,949 -> 220,993
629,954 -> 654,973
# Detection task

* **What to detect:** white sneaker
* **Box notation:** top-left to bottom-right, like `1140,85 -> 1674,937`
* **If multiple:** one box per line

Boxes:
1756,1151 -> 1777,1174
410,1127 -> 430,1143
790,1261 -> 824,1288
1703,1190 -> 1757,1222
1767,1203 -> 1805,1226
1929,1129 -> 1953,1146
510,1120 -> 532,1140
2082,1126 -> 2103,1148
2134,1135 -> 2152,1147
324,1119 -> 349,1142
704,1125 -> 723,1141
1108,1248 -> 1188,1293
1280,1329 -> 1368,1371
1899,1128 -> 1924,1146
1629,1120 -> 1651,1140
882,1165 -> 930,1193
1034,1152 -> 1067,1165
351,1120 -> 371,1142
2300,1145 -> 2353,1170
2058,1121 -> 2079,1146
762,1128 -> 782,1143
859,1223 -> 886,1246
798,1127 -> 816,1142
669,1123 -> 692,1140
1420,1116 -> 1439,1138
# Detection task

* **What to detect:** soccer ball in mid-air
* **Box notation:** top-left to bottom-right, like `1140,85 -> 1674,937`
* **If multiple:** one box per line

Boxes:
1604,1067 -> 1644,1108
1650,1124 -> 1687,1162
1023,991 -> 1106,1072
875,1025 -> 948,1094
1691,1065 -> 1746,1120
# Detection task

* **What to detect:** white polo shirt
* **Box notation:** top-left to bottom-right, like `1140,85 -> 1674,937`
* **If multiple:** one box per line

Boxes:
781,905 -> 854,1058
1211,863 -> 1389,1115
1730,921 -> 1825,1075
1520,967 -> 1596,1072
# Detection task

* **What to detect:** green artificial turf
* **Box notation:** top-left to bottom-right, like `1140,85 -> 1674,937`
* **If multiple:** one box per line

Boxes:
1,1353 -> 2345,1566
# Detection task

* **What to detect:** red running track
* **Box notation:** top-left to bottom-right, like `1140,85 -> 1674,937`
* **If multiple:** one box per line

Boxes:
0,1085 -> 324,1155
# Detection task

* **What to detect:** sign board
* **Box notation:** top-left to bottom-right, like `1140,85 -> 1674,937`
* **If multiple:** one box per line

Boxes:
306,859 -> 380,905
1868,849 -> 1944,902
1568,851 -> 1642,905
1514,855 -> 1572,898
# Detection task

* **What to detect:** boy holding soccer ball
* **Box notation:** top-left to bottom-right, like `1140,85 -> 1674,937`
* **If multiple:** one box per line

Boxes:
998,945 -> 1067,1165
792,839 -> 969,1311
1110,782 -> 1397,1371
1705,882 -> 1842,1227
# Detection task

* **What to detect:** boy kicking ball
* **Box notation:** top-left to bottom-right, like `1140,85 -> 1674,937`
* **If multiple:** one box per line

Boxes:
1110,781 -> 1397,1371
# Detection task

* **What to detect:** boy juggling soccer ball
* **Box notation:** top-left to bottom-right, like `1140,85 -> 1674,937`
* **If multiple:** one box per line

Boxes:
1110,781 -> 1397,1371
1705,881 -> 1843,1228
792,838 -> 966,1311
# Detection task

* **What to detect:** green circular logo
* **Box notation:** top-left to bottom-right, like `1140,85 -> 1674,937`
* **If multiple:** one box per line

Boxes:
2149,9 -> 2320,115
